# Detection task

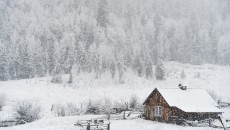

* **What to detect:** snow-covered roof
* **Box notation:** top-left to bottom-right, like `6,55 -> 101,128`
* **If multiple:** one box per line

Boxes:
144,88 -> 222,113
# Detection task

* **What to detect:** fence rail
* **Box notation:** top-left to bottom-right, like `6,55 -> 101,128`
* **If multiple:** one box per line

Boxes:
0,120 -> 16,127
75,119 -> 110,130
218,101 -> 230,108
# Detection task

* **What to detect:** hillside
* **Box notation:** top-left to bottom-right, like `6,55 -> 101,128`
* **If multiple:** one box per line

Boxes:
0,62 -> 230,123
0,0 -> 230,82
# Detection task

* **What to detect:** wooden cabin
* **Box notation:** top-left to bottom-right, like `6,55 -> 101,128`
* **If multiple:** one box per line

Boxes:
143,87 -> 222,122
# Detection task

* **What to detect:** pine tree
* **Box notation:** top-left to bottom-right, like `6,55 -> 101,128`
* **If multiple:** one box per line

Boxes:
145,60 -> 153,79
17,43 -> 33,79
0,48 -> 9,81
155,64 -> 165,80
97,0 -> 109,29
33,43 -> 45,77
153,11 -> 162,64
47,39 -> 56,75
68,71 -> 73,84
51,63 -> 62,84
110,60 -> 116,78
208,25 -> 218,64
117,61 -> 124,84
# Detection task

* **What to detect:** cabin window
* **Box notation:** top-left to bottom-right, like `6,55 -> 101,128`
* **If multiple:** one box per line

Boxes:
155,106 -> 162,117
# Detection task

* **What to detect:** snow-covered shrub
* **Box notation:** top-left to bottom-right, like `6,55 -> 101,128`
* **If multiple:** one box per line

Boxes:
113,101 -> 126,110
113,101 -> 127,114
129,94 -> 138,109
100,97 -> 112,114
14,100 -> 41,124
52,103 -> 80,117
52,104 -> 66,117
129,95 -> 143,111
66,103 -> 80,116
85,98 -> 113,115
155,65 -> 165,80
0,93 -> 6,111
86,106 -> 100,114
83,97 -> 143,115
85,100 -> 100,114
51,74 -> 62,83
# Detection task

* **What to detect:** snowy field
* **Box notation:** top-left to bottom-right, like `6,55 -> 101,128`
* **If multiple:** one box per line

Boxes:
0,62 -> 230,129
0,116 -> 224,130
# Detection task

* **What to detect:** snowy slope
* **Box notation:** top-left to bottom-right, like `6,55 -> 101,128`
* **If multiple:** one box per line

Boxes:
0,62 -> 230,129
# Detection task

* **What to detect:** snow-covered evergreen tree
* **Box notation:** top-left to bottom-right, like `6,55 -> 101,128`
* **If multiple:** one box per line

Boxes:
97,0 -> 109,29
0,0 -> 229,81
155,64 -> 165,80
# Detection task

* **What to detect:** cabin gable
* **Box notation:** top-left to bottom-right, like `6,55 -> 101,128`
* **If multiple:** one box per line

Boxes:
144,89 -> 171,122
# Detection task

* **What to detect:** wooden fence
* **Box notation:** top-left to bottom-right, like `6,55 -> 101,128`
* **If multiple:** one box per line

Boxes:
0,120 -> 16,127
75,119 -> 110,130
218,101 -> 230,108
84,123 -> 110,130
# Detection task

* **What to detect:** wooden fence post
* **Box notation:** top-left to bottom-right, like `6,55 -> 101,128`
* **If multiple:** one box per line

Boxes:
123,111 -> 126,119
208,119 -> 212,127
107,123 -> 110,130
218,116 -> 226,130
87,123 -> 90,130
107,114 -> 110,120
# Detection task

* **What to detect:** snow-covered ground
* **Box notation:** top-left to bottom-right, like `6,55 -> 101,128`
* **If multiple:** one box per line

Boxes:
0,62 -> 230,129
0,116 -> 224,130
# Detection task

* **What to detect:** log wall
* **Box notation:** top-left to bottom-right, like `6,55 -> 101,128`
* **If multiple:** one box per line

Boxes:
144,89 -> 171,122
